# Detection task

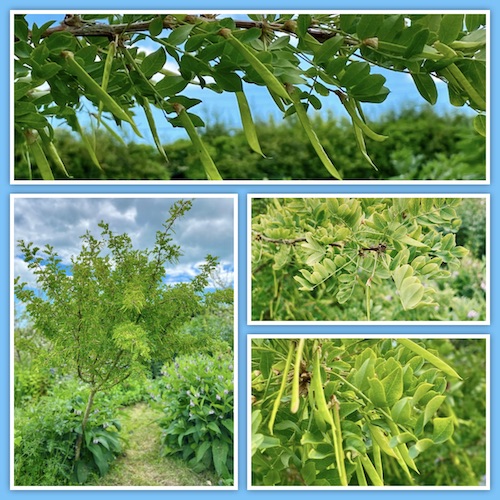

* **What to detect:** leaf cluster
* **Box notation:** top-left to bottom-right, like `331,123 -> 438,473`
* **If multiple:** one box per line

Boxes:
251,337 -> 485,486
251,197 -> 485,321
153,352 -> 234,484
14,13 -> 486,180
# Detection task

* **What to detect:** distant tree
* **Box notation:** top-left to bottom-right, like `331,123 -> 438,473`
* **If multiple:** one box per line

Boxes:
14,13 -> 486,180
14,199 -> 218,461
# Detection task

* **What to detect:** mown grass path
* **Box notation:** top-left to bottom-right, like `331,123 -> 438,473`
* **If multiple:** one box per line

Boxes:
91,402 -> 216,487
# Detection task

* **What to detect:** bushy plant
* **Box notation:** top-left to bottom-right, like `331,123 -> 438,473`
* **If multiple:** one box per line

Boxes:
251,197 -> 486,321
251,337 -> 486,486
14,379 -> 123,485
154,352 -> 234,484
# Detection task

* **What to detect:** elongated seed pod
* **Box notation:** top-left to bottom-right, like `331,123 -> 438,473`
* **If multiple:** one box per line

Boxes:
173,104 -> 222,180
38,129 -> 70,177
290,338 -> 305,414
236,91 -> 265,156
340,96 -> 388,142
28,138 -> 54,180
397,338 -> 462,379
98,40 -> 117,118
141,99 -> 169,162
219,29 -> 291,104
288,85 -> 342,180
61,51 -> 142,137
268,342 -> 294,434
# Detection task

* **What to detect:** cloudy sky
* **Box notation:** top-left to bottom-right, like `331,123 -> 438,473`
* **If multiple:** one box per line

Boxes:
13,196 -> 235,289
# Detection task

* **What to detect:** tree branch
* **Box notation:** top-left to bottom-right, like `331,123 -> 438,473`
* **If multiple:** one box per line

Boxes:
37,14 -> 350,45
254,232 -> 342,247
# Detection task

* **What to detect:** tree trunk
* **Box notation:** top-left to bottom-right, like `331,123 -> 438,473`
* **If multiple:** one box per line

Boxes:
74,387 -> 98,461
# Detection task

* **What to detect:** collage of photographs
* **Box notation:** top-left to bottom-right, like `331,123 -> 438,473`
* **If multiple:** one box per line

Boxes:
8,8 -> 491,497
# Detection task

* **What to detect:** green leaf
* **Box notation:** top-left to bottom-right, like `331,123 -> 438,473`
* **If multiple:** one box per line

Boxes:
141,47 -> 166,78
168,24 -> 195,46
423,395 -> 446,426
391,397 -> 412,424
411,73 -> 438,105
155,75 -> 188,97
382,366 -> 403,406
399,277 -> 425,310
439,15 -> 464,45
340,61 -> 370,88
314,35 -> 344,65
432,416 -> 454,444
212,439 -> 229,477
195,439 -> 211,463
297,15 -> 312,37
409,438 -> 434,459
368,377 -> 387,407
149,16 -> 165,37
474,114 -> 486,137
404,28 -> 430,58
213,70 -> 243,92
301,461 -> 317,485
356,14 -> 384,39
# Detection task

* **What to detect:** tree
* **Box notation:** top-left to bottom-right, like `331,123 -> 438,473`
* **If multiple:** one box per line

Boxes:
14,199 -> 219,461
13,13 -> 486,180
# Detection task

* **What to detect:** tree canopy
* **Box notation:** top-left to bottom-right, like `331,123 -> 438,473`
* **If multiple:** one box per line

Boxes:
14,12 -> 487,181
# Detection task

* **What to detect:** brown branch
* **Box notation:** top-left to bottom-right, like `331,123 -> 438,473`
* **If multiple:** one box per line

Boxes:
254,232 -> 342,248
36,14 -> 350,45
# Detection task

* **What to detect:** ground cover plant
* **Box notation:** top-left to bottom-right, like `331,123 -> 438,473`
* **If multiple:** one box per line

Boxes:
13,200 -> 234,486
251,197 -> 487,322
251,337 -> 486,486
14,12 -> 486,180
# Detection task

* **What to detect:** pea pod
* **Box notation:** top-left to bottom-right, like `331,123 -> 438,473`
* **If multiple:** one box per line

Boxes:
311,344 -> 348,486
359,454 -> 384,486
61,51 -> 142,137
38,129 -> 70,177
397,338 -> 462,379
340,95 -> 388,142
98,40 -> 117,118
290,338 -> 305,414
219,29 -> 291,104
433,41 -> 486,111
28,137 -> 54,180
173,103 -> 222,181
288,85 -> 342,180
236,90 -> 265,156
268,342 -> 294,435
141,98 -> 169,163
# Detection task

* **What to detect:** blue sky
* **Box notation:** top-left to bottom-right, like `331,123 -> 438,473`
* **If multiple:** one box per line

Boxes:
22,13 -> 475,145
13,196 -> 235,291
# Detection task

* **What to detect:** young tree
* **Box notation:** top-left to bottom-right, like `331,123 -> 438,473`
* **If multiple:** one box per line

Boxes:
14,199 -> 219,461
13,13 -> 486,180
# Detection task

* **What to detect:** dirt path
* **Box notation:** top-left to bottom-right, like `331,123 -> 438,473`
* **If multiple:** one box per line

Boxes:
91,403 -> 215,487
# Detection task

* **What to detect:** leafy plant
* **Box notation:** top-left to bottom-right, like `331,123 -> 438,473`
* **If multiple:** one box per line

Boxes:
153,352 -> 234,484
14,13 -> 486,180
251,197 -> 486,321
14,379 -> 123,485
14,200 -> 218,464
251,337 -> 486,486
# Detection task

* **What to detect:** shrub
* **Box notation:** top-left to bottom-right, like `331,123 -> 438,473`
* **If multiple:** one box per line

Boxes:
14,380 -> 123,486
155,352 -> 234,484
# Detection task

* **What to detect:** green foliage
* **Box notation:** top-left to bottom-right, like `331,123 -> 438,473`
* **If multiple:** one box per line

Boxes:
14,13 -> 486,180
251,337 -> 486,486
14,379 -> 123,486
14,200 -> 220,466
154,352 -> 234,484
13,106 -> 485,181
251,197 -> 486,321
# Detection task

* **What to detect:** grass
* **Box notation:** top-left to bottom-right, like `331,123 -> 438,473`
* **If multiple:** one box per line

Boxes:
90,403 -> 218,487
